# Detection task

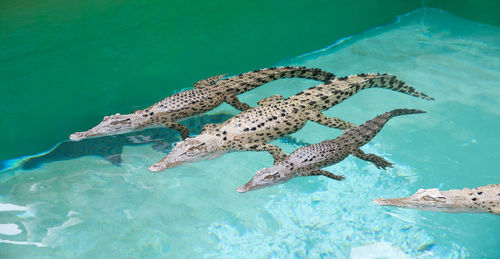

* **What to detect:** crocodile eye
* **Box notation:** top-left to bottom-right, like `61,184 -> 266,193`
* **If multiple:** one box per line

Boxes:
186,143 -> 205,156
422,196 -> 433,201
422,195 -> 446,202
264,172 -> 279,180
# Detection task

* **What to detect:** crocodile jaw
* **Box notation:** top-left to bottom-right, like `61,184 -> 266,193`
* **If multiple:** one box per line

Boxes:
237,165 -> 290,193
70,113 -> 138,141
148,134 -> 223,172
148,159 -> 183,172
373,188 -> 466,212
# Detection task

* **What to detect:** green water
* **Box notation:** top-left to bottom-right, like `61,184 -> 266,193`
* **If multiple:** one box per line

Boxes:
2,0 -> 499,162
0,8 -> 499,258
0,0 -> 423,162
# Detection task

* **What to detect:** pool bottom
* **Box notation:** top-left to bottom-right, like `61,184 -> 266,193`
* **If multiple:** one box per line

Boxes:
0,144 -> 466,258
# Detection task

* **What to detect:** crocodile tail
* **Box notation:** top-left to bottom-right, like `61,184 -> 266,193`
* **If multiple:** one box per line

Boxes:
350,108 -> 426,146
364,108 -> 426,129
228,66 -> 337,95
357,73 -> 434,100
269,66 -> 336,82
388,108 -> 426,117
286,73 -> 433,112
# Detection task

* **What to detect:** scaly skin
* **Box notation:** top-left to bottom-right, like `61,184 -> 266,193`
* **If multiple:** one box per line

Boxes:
237,108 -> 424,192
149,73 -> 433,172
374,184 -> 500,215
69,67 -> 336,141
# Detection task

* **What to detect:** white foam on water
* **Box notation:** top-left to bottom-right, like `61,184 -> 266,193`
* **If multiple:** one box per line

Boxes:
350,242 -> 411,259
0,238 -> 46,247
0,223 -> 22,235
0,203 -> 27,212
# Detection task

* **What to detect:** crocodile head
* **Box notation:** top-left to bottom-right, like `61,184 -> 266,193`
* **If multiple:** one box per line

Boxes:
70,112 -> 146,141
237,164 -> 291,193
373,188 -> 449,210
148,134 -> 223,172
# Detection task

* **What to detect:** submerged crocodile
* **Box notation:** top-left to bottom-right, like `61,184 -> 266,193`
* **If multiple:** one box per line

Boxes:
237,108 -> 424,192
69,67 -> 336,141
149,73 -> 433,172
374,184 -> 500,215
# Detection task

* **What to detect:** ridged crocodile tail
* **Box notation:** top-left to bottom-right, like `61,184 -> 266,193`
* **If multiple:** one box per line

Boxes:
286,73 -> 433,112
352,73 -> 434,100
272,66 -> 336,82
348,108 -> 426,146
228,66 -> 336,95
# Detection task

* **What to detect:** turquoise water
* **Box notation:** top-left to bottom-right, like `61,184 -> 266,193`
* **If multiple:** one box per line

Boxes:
1,8 -> 499,258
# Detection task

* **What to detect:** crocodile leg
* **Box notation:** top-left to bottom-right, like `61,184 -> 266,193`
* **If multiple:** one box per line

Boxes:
240,143 -> 288,164
225,94 -> 252,111
301,169 -> 345,181
162,121 -> 190,140
201,123 -> 218,134
350,147 -> 393,169
304,109 -> 357,130
194,74 -> 227,89
490,207 -> 500,215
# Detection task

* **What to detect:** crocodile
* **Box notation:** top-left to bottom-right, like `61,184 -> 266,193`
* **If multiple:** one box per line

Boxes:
69,66 -> 336,141
149,73 -> 433,172
236,108 -> 424,192
373,184 -> 500,215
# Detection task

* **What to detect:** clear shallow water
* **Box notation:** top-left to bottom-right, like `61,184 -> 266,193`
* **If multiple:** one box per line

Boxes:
1,8 -> 499,258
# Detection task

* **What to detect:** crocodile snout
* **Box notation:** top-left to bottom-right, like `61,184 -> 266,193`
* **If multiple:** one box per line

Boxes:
69,132 -> 85,141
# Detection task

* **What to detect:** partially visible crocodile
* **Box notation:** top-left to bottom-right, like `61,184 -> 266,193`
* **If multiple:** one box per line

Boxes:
374,184 -> 500,215
149,73 -> 433,172
69,67 -> 336,141
237,108 -> 424,192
